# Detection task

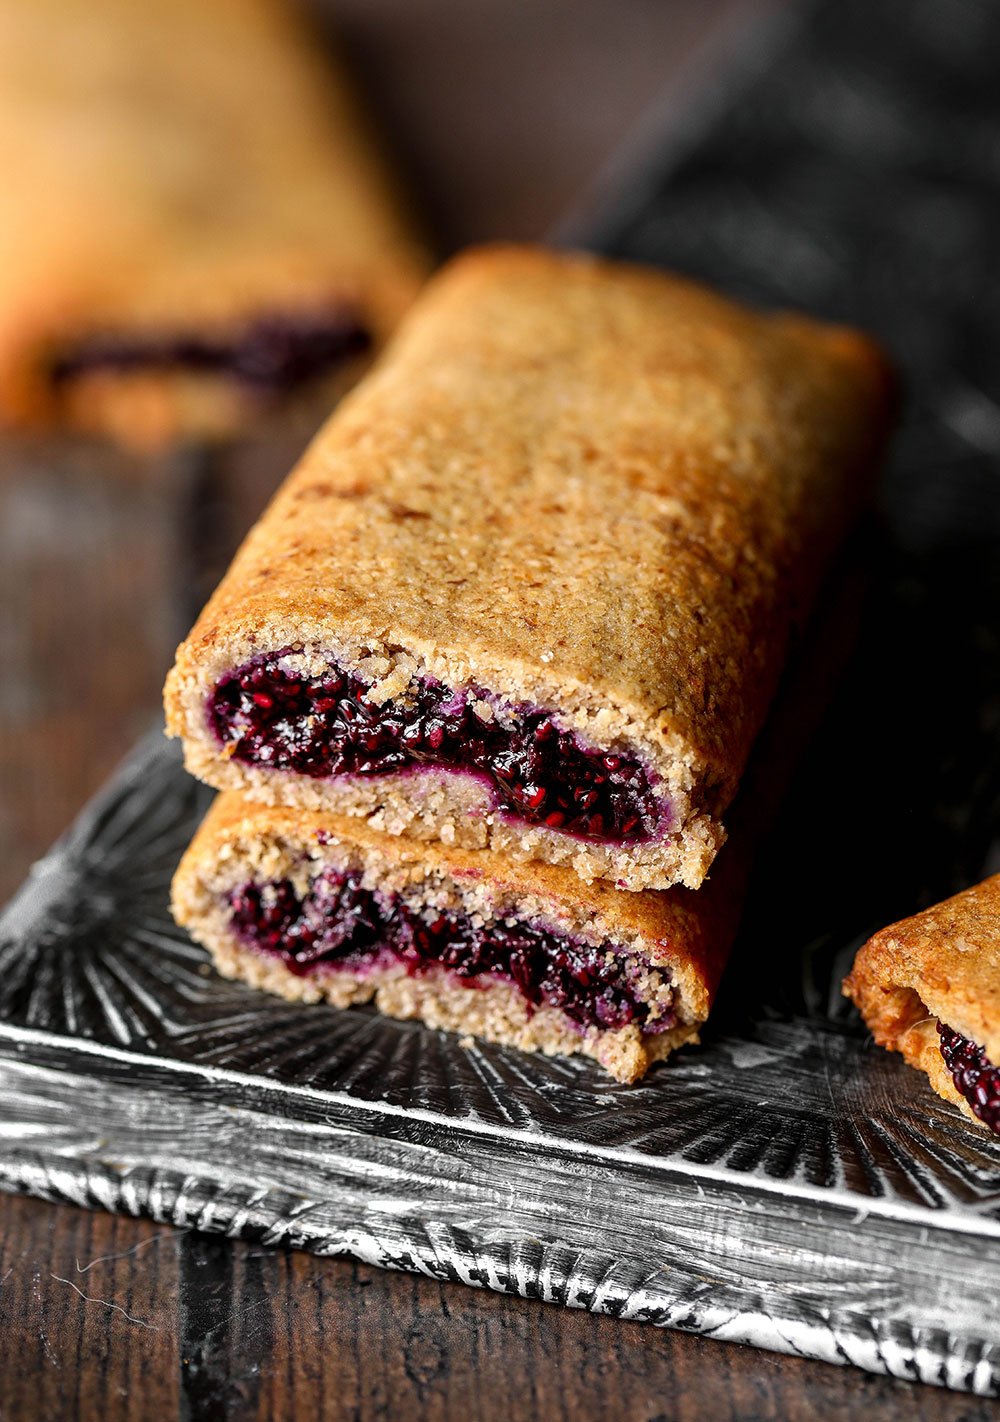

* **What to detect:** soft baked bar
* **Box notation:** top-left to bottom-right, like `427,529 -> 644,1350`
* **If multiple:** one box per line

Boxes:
172,792 -> 742,1083
844,874 -> 1000,1134
0,0 -> 428,446
165,246 -> 893,890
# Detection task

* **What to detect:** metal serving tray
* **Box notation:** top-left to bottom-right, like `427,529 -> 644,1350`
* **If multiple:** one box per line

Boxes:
1,727 -> 999,1393
2,0 -> 999,1395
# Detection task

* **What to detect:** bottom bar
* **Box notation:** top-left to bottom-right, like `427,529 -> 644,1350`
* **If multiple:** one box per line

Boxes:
172,794 -> 737,1084
1,1027 -> 998,1395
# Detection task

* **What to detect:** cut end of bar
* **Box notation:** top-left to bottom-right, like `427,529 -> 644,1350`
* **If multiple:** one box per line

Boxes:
937,1023 -> 1000,1135
845,956 -> 1000,1135
844,874 -> 1000,1134
165,638 -> 725,893
225,867 -> 676,1036
207,647 -> 668,844
845,973 -> 1000,1137
171,796 -> 717,1083
26,303 -> 375,449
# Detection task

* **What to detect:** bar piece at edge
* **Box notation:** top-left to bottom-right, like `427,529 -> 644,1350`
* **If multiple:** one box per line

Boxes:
845,876 -> 1000,1135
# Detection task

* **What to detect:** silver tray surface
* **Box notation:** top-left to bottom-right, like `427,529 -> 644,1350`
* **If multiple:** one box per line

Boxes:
3,0 -> 1000,1395
1,696 -> 998,1398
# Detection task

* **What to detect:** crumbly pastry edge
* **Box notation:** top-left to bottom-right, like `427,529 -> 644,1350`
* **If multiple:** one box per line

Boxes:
170,796 -> 718,1082
844,965 -> 984,1129
164,626 -> 726,893
206,939 -> 698,1084
844,908 -> 1000,1133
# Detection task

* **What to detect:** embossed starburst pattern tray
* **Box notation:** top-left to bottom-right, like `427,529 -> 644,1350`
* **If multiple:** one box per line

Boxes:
2,0 -> 1000,1395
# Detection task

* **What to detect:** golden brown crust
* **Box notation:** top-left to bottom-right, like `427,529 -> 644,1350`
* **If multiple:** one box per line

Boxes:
0,0 -> 429,446
844,874 -> 1000,1126
165,245 -> 893,885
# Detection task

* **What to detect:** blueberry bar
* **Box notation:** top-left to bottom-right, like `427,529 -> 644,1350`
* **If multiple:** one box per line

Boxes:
165,246 -> 893,891
844,875 -> 1000,1135
172,792 -> 744,1083
0,0 -> 428,447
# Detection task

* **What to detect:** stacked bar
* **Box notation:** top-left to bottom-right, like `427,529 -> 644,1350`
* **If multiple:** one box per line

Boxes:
0,0 -> 429,447
166,245 -> 893,1080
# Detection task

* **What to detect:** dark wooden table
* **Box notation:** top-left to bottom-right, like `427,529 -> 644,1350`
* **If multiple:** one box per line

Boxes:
2,3 -> 997,1418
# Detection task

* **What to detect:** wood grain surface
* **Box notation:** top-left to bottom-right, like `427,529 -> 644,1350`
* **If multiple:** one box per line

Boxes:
1,1 -> 993,1418
2,1193 -> 997,1422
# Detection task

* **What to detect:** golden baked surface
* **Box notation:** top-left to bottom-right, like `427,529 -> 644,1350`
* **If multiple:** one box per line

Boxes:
166,245 -> 892,884
0,0 -> 429,443
844,873 -> 1000,1125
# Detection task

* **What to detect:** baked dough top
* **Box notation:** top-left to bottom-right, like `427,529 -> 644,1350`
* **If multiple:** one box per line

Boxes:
174,245 -> 893,798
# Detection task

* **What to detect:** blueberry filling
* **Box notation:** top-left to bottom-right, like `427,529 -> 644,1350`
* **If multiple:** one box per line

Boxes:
938,1023 -> 1000,1134
227,870 -> 673,1033
209,653 -> 663,844
49,309 -> 371,394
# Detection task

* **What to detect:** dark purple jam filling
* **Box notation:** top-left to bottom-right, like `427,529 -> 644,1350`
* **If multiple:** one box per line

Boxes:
938,1023 -> 1000,1135
228,870 -> 672,1034
49,309 -> 371,394
209,652 -> 663,844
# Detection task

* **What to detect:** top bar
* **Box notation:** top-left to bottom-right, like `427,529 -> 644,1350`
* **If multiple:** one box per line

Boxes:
165,245 -> 893,891
0,0 -> 428,447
